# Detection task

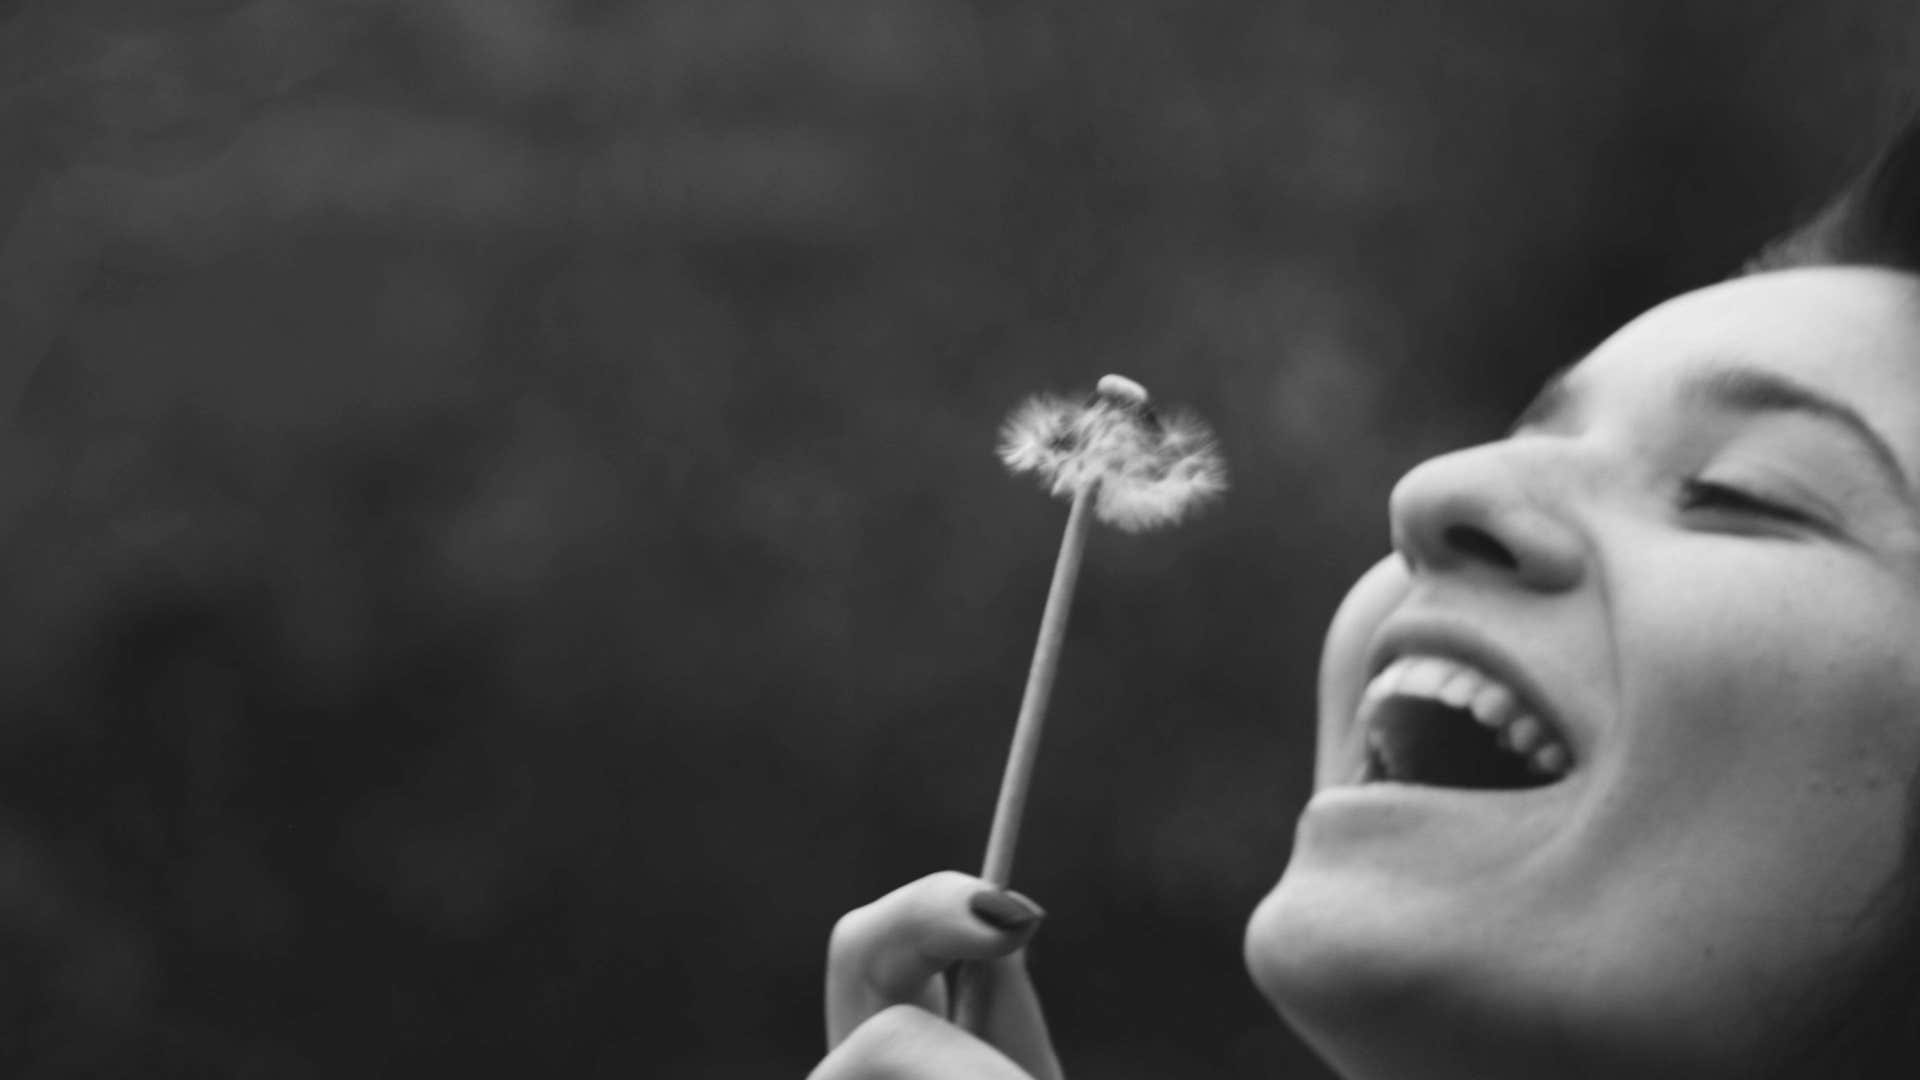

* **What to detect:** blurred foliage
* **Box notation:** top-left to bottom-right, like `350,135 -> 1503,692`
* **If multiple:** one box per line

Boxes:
0,0 -> 1917,1075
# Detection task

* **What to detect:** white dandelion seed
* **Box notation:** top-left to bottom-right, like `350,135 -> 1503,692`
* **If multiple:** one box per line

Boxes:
954,374 -> 1226,1033
996,375 -> 1227,533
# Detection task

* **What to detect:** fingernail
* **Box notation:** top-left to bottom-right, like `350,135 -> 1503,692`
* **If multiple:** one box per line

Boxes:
968,888 -> 1046,933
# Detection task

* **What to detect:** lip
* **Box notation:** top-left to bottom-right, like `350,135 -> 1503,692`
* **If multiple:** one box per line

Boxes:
1355,615 -> 1584,785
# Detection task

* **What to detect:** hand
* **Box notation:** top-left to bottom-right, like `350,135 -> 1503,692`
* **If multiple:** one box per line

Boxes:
810,871 -> 1063,1079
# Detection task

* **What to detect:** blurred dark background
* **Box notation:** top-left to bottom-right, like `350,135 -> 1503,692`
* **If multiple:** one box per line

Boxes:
0,1 -> 1917,1076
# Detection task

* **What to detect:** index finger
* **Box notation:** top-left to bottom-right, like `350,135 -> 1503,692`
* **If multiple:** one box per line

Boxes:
826,871 -> 1042,1046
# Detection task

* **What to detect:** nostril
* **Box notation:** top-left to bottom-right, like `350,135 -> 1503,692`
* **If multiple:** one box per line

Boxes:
1443,524 -> 1518,570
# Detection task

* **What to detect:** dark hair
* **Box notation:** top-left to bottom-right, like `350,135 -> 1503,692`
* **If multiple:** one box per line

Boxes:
1746,116 -> 1920,276
1745,114 -> 1920,1078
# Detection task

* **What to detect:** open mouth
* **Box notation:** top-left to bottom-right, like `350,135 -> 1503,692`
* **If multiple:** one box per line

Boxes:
1358,654 -> 1573,790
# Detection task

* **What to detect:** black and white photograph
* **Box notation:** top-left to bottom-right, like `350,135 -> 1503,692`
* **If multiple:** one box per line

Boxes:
4,2 -> 1920,1076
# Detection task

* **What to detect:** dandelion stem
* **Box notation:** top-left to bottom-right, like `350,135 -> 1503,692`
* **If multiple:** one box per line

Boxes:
952,478 -> 1097,1033
980,479 -> 1095,886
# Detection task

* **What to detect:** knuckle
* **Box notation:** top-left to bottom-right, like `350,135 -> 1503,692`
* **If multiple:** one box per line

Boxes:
828,905 -> 879,967
828,872 -> 980,982
924,869 -> 977,893
829,872 -> 969,961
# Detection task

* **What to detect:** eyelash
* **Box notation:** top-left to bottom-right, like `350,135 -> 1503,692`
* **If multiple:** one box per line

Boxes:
1677,478 -> 1809,525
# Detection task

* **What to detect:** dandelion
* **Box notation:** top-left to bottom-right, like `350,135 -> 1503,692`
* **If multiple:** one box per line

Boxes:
954,374 -> 1225,1030
998,374 -> 1228,532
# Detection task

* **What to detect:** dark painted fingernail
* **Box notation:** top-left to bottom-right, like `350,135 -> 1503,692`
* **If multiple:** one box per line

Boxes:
969,888 -> 1046,933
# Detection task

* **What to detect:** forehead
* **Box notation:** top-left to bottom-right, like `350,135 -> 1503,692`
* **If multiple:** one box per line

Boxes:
1562,267 -> 1920,455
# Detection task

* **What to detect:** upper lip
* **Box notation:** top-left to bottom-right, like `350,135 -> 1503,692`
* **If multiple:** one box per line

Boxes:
1361,616 -> 1581,762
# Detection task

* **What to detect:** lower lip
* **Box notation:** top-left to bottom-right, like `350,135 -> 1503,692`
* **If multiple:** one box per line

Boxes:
1295,778 -> 1574,852
1314,778 -> 1542,809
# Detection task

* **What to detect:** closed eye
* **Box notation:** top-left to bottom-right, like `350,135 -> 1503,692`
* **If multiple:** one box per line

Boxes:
1677,478 -> 1815,527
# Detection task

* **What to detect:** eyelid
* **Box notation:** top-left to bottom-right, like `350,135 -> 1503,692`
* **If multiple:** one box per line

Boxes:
1680,478 -> 1792,513
1678,476 -> 1830,532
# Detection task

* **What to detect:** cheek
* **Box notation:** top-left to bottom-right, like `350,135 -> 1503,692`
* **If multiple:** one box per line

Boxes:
1584,549 -> 1920,938
1614,549 -> 1920,784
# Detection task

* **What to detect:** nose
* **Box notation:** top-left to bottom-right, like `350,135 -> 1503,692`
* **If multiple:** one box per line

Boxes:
1387,441 -> 1587,593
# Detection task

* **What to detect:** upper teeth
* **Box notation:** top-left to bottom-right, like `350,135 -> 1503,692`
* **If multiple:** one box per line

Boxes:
1361,654 -> 1573,777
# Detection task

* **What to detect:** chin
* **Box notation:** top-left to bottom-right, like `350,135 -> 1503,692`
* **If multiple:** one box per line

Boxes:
1244,876 -> 1781,1076
1243,868 -> 1436,1077
1241,868 -> 1718,1080
1240,868 -> 1445,1080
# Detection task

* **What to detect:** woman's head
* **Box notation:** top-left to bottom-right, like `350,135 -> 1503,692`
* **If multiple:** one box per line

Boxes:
1246,119 -> 1920,1080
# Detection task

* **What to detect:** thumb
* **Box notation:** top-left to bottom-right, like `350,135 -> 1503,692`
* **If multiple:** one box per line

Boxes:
827,874 -> 1046,1048
853,880 -> 1046,1005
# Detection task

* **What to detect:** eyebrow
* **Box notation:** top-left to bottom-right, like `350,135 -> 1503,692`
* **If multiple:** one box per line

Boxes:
1511,361 -> 1912,492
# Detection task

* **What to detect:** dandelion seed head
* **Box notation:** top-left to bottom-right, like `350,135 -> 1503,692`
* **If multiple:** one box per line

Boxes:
997,374 -> 1227,532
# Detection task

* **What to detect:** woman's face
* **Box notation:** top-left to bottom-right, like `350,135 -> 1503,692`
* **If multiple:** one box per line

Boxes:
1246,266 -> 1920,1079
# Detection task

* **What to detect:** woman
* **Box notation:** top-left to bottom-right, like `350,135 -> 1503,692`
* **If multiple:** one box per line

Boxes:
809,117 -> 1920,1079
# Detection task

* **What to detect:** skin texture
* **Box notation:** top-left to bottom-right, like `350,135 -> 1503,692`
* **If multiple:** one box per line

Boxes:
1247,266 -> 1920,1079
816,266 -> 1920,1078
812,871 -> 1063,1080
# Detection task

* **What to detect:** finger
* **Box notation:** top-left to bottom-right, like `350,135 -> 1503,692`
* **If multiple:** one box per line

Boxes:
847,873 -> 1046,996
827,873 -> 1045,1046
948,951 -> 1064,1080
808,1005 -> 1037,1080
